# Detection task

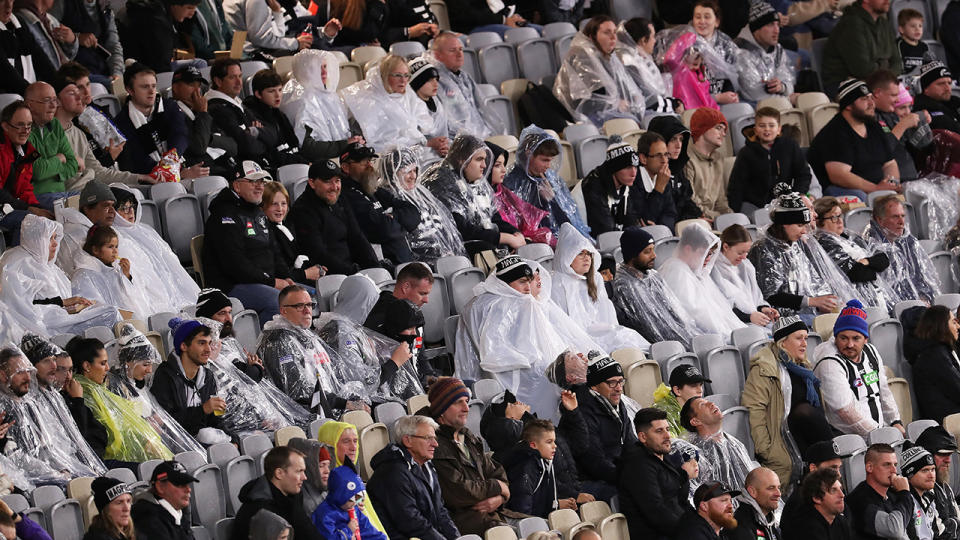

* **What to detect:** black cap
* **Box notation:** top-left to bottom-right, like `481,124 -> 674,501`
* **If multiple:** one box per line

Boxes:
916,425 -> 958,455
173,65 -> 209,86
150,461 -> 199,486
669,365 -> 710,387
693,482 -> 741,507
308,160 -> 341,181
804,440 -> 843,464
339,142 -> 377,163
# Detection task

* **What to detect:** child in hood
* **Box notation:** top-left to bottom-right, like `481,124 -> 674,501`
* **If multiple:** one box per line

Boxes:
311,460 -> 387,540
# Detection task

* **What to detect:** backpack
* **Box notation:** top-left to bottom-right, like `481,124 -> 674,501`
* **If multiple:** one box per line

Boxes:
517,82 -> 574,133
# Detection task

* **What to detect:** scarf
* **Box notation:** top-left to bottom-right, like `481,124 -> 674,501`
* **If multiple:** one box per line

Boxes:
127,97 -> 166,162
779,350 -> 821,408
0,16 -> 35,82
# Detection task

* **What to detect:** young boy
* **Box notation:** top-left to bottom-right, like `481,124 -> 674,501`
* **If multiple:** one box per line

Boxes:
311,461 -> 387,540
897,9 -> 930,77
726,107 -> 811,214
503,419 -> 586,517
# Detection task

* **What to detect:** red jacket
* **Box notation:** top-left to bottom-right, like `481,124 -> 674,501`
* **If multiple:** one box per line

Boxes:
0,134 -> 39,209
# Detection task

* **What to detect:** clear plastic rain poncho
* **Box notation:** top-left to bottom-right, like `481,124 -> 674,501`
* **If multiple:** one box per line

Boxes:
111,186 -> 200,311
456,260 -> 601,420
734,29 -> 796,103
0,215 -> 120,336
813,229 -> 897,312
426,51 -> 500,138
340,63 -> 432,155
655,25 -> 740,95
0,346 -> 105,485
864,218 -> 941,305
904,174 -> 960,241
381,146 -> 466,263
504,126 -> 590,239
673,430 -> 759,505
551,223 -> 649,351
70,250 -> 153,320
710,249 -> 767,315
660,222 -> 746,339
614,21 -> 672,104
280,50 -> 352,145
422,134 -> 499,237
553,31 -> 646,127
105,323 -> 204,455
612,262 -> 703,349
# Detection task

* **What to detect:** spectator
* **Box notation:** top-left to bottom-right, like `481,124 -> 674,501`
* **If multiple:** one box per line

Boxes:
551,222 -> 649,351
423,134 -> 524,256
25,81 -> 78,207
654,365 -> 708,437
743,316 -> 834,486
311,462 -> 387,540
684,108 -> 732,219
446,0 -> 531,36
505,125 -> 590,238
727,107 -> 810,214
846,444 -> 916,538
408,57 -> 449,144
944,0 -> 960,74
864,194 -> 940,304
0,0 -> 56,94
279,50 -> 363,163
486,141 -> 554,246
222,0 -> 334,59
611,226 -> 702,348
231,446 -> 324,540
14,0 -> 76,71
780,467 -> 850,540
248,511 -> 292,540
661,222 -> 746,337
207,59 -> 267,165
113,63 -> 192,178
735,2 -> 795,103
821,0 -> 902,95
130,461 -> 197,540
0,101 -> 49,242
916,426 -> 960,528
289,159 -> 381,275
243,69 -> 307,168
726,467 -> 782,540
260,182 -> 323,288
367,415 -> 460,540
618,407 -> 695,539
120,0 -> 201,74
662,31 -> 719,110
204,161 -> 291,324
69,224 -> 152,319
57,179 -> 116,274
428,32 -> 496,138
913,62 -> 960,134
615,18 -> 673,107
151,318 -> 227,442
712,224 -> 781,327
188,0 -> 231,60
553,15 -> 645,127
369,299 -> 429,400
905,305 -> 960,422
866,70 -> 930,181
648,115 -> 704,222
814,299 -> 904,436
428,378 -> 517,535
315,421 -> 385,531
325,0 -> 387,47
901,445 -> 953,538
675,482 -> 739,539
380,0 -> 437,47
896,8 -> 930,78
168,65 -> 233,179
780,441 -> 843,526
678,396 -> 758,496
58,0 -> 122,85
193,288 -> 265,381
285,438 -> 330,516
83,477 -> 133,540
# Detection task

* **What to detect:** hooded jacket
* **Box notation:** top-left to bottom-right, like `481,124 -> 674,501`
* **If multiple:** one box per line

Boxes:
367,443 -> 460,540
312,464 -> 387,540
339,173 -> 418,265
580,157 -> 677,236
203,187 -> 277,292
647,114 -> 702,222
617,440 -> 692,540
501,441 -> 579,518
286,437 -> 329,516
340,65 -> 432,153
740,344 -> 797,486
317,421 -> 386,532
726,492 -> 782,540
150,355 -> 221,437
727,131 -> 810,213
821,3 -> 902,91
903,311 -> 960,423
231,475 -> 324,540
248,510 -> 291,540
288,183 -> 380,275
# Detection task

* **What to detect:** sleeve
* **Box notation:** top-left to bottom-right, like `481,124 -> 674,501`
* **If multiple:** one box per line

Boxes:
185,110 -> 214,163
638,185 -> 677,232
741,367 -> 775,462
505,462 -> 536,514
618,457 -> 687,536
161,99 -> 190,156
451,206 -> 501,245
208,104 -> 265,160
131,8 -> 174,72
244,0 -> 298,51
231,359 -> 264,382
0,47 -> 30,94
736,53 -> 768,103
814,356 -> 878,436
103,10 -> 124,76
205,215 -> 275,285
446,0 -> 503,32
379,0 -> 408,47
335,0 -> 387,45
344,204 -> 381,268
31,130 -> 78,182
290,208 -> 358,275
777,49 -> 795,96
378,189 -> 421,233
582,178 -> 618,237
432,455 -> 503,509
258,337 -> 316,406
83,144 -> 142,186
357,510 -> 388,540
149,366 -> 206,435
726,153 -> 749,212
300,136 -> 352,163
852,490 -> 913,539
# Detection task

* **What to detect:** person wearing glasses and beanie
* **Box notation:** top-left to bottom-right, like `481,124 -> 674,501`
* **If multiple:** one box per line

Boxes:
84,477 -> 133,540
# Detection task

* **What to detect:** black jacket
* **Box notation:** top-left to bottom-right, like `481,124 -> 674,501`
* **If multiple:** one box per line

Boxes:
113,96 -> 190,175
380,0 -> 434,47
581,164 -> 677,237
59,0 -> 118,77
727,135 -> 811,213
231,475 -> 323,540
266,220 -> 313,285
781,500 -> 852,540
724,499 -> 782,540
241,96 -> 307,169
501,442 -> 578,518
207,95 -> 267,164
83,529 -> 128,540
845,481 -> 917,540
333,0 -> 388,46
619,442 -> 692,540
559,386 -> 637,486
131,493 -> 195,540
203,187 -> 277,292
0,14 -> 55,94
647,115 -> 702,222
149,356 -> 220,436
288,186 -> 379,275
913,94 -> 960,134
340,176 -> 418,264
904,335 -> 960,423
367,443 -> 460,540
62,392 -> 108,459
175,101 -> 238,175
119,0 -> 184,73
673,509 -> 720,540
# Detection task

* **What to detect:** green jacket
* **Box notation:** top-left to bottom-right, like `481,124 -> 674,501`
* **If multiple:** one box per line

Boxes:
741,345 -> 795,486
822,3 -> 903,91
28,120 -> 78,195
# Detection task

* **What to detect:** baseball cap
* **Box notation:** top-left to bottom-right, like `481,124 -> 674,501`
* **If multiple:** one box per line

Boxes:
237,160 -> 273,182
308,160 -> 341,181
339,142 -> 377,163
172,65 -> 209,86
804,440 -> 843,464
693,482 -> 741,507
80,180 -> 116,207
150,461 -> 199,486
669,365 -> 711,388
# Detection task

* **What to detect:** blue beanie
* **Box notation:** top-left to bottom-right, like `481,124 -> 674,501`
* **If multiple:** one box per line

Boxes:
169,317 -> 206,353
833,299 -> 870,338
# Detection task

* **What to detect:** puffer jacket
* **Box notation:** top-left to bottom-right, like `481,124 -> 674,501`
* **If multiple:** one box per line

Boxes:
741,344 -> 795,486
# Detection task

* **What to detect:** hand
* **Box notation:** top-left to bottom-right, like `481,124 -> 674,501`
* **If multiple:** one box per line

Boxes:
408,22 -> 436,38
182,163 -> 210,180
505,401 -> 530,420
0,414 -> 15,438
391,342 -> 412,367
106,138 -> 126,160
715,91 -> 739,104
764,79 -> 783,94
274,278 -> 293,290
267,0 -> 282,11
576,493 -> 595,504
64,377 -> 83,398
505,14 -> 525,27
27,206 -> 54,219
304,265 -> 322,281
246,352 -> 263,367
53,24 -> 75,44
348,517 -> 359,533
778,13 -> 790,25
347,135 -> 365,145
890,474 -> 909,492
427,136 -> 449,156
558,498 -> 577,510
893,422 -> 906,436
323,18 -> 341,37
76,153 -> 85,172
681,459 -> 699,479
472,495 -> 504,513
560,389 -> 578,411
875,180 -> 902,193
537,180 -> 555,201
922,110 -> 931,124
749,311 -> 771,326
118,257 -> 131,278
190,88 -> 208,113
56,153 -> 67,164
202,396 -> 226,415
896,112 -> 921,130
296,33 -> 313,50
78,32 -> 98,48
251,120 -> 264,130
64,296 -> 94,309
654,161 -> 671,192
138,174 -> 158,185
809,294 -> 839,312
760,306 -> 780,320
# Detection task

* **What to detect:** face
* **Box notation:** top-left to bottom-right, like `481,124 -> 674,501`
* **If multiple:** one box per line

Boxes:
0,0 -> 11,22
281,290 -> 314,328
754,20 -> 780,48
275,454 -> 307,495
925,77 -> 953,102
128,360 -> 154,381
704,495 -> 737,529
815,480 -> 845,516
835,330 -> 866,360
85,200 -> 117,226
215,65 -> 243,98
171,80 -> 198,103
336,428 -> 359,463
26,84 -> 58,125
722,241 -> 751,266
234,177 -> 266,205
417,77 -> 439,99
128,73 -> 158,111
894,102 -> 913,118
72,75 -> 92,106
692,6 -> 719,37
318,458 -> 331,488
934,454 -> 952,483
55,356 -> 73,390
489,155 -> 506,185
639,24 -> 656,55
638,418 -> 672,455
690,398 -> 723,429
48,233 -> 57,261
592,375 -> 625,406
593,21 -> 617,55
264,191 -> 289,224
849,94 -> 877,122
951,313 -> 960,342
531,430 -> 557,460
386,63 -> 410,94
210,306 -> 233,325
58,84 -> 84,116
434,36 -> 465,71
309,177 -> 341,205
182,334 -> 212,366
877,201 -> 906,237
156,480 -> 192,510
508,276 -> 533,295
256,85 -> 283,109
813,459 -> 844,474
820,205 -> 844,235
748,470 -> 782,513
862,0 -> 890,14
783,222 -> 807,242
630,244 -> 657,272
754,116 -> 780,145
168,3 -> 197,21
641,140 -> 668,176
900,17 -> 923,41
673,382 -> 703,403
866,451 -> 899,487
780,328 -> 808,361
116,200 -> 136,224
33,356 -> 57,388
397,278 -> 432,307
2,107 -> 32,146
910,464 -> 937,492
106,493 -> 132,528
439,396 -> 469,429
872,82 -> 898,113
278,530 -> 290,540
399,165 -> 418,191
463,151 -> 487,182
666,133 -> 684,159
83,349 -> 109,384
5,364 -> 30,397
528,152 -> 555,178
701,122 -> 727,149
404,423 -> 439,463
92,236 -> 119,265
342,158 -> 374,182
570,249 -> 593,276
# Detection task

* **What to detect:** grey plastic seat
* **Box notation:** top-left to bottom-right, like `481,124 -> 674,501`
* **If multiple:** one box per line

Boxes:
388,40 -> 426,58
575,136 -> 609,177
721,407 -> 755,457
478,45 -> 520,88
162,194 -> 203,263
542,22 -> 576,40
232,309 -> 261,349
516,38 -> 557,84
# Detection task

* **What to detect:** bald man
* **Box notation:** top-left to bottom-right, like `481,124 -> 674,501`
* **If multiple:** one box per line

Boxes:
25,81 -> 79,208
726,467 -> 782,540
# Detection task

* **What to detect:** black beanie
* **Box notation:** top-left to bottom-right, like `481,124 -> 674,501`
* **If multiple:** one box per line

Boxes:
604,135 -> 639,173
196,288 -> 231,319
408,58 -> 439,91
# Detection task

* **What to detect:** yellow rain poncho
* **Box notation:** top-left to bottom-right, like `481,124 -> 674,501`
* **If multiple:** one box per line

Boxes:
317,421 -> 385,533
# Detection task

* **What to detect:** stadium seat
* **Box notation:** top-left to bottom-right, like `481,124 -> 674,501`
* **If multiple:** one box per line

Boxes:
674,218 -> 712,236
705,393 -> 739,410
84,325 -> 114,343
515,38 -> 557,85
32,485 -> 83,540
701,345 -> 745,397
813,313 -> 840,341
714,213 -> 750,232
232,309 -> 261,351
935,293 -> 960,310
517,243 -> 554,263
554,33 -> 574,60
580,500 -> 612,524
729,115 -> 753,154
374,402 -> 407,442
887,376 -> 913,424
342,410 -> 375,430
274,425 -> 306,446
408,393 -> 430,414
467,399 -> 484,441
867,426 -> 905,452
482,95 -> 518,136
450,267 -> 484,314
808,103 -> 839,139
484,526 -> 518,540
105,467 -> 137,484
930,251 -> 959,294
207,442 -> 256,515
574,136 -> 608,178
721,406 -> 754,457
599,513 -> 629,540
389,41 -> 426,58
548,508 -> 581,536
563,122 -> 600,143
518,517 -> 549,538
215,517 -> 234,540
316,274 -> 348,311
351,46 -> 387,67
477,43 -> 520,88
907,419 -> 938,442
557,139 -> 577,187
419,274 -> 450,343
796,92 -> 829,111
597,231 -> 623,255
444,315 -> 459,356
834,433 -> 867,492
359,422 -> 389,480
543,22 -> 576,40
624,356 -> 661,408
239,433 -> 273,475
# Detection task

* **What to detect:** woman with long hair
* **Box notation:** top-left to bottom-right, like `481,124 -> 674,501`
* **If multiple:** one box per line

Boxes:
83,477 -> 134,540
712,224 -> 780,326
906,305 -> 960,423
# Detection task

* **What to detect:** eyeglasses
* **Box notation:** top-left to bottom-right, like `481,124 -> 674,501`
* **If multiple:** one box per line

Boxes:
821,215 -> 843,223
646,152 -> 669,160
117,203 -> 136,213
282,301 -> 316,311
238,178 -> 267,185
4,122 -> 32,131
388,72 -> 412,79
409,434 -> 438,442
604,379 -> 625,388
28,97 -> 58,106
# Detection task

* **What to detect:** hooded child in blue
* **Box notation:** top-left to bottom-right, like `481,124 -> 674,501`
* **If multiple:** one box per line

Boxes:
312,460 -> 387,540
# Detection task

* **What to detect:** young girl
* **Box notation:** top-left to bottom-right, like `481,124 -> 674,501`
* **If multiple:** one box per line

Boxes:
663,32 -> 719,110
71,225 -> 152,319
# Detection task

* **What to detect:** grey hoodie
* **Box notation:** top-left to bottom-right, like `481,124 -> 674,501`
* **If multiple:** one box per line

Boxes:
287,437 -> 329,516
249,509 -> 293,540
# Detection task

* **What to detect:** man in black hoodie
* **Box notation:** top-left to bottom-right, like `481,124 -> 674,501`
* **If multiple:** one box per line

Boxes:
207,58 -> 268,165
912,61 -> 960,134
121,0 -> 200,74
646,115 -> 703,222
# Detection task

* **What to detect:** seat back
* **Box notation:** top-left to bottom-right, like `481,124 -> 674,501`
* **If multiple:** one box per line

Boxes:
374,402 -> 407,442
702,347 -> 745,397
215,518 -> 235,540
625,361 -> 661,408
547,508 -> 581,536
721,407 -> 755,457
931,251 -> 959,293
408,393 -> 430,414
705,393 -> 739,410
478,44 -> 520,88
579,500 -> 612,524
342,410 -> 375,430
474,378 -> 505,404
232,309 -> 261,353
518,516 -> 549,538
105,467 -> 137,484
190,464 -> 226,530
162,194 -> 203,263
274,425 -> 307,446
388,40 -> 426,58
516,39 -> 557,85
359,423 -> 390,480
